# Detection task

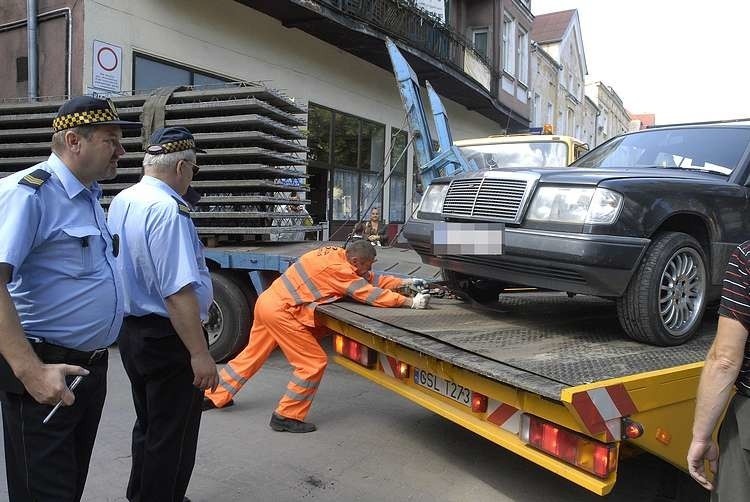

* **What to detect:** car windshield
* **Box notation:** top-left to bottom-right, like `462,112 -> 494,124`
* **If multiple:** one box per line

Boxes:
572,127 -> 750,175
458,141 -> 569,170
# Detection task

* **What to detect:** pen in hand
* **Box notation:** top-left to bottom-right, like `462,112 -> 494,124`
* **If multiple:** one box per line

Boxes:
42,375 -> 84,424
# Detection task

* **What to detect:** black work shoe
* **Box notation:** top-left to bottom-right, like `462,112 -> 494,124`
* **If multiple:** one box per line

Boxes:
269,412 -> 317,433
202,398 -> 234,412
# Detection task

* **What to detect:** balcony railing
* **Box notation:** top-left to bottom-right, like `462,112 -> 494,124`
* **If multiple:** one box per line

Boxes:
314,0 -> 496,92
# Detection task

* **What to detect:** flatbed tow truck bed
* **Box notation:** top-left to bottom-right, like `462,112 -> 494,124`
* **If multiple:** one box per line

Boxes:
316,293 -> 714,495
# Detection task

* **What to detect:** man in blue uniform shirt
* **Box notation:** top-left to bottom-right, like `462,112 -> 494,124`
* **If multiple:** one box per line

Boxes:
108,126 -> 218,502
0,96 -> 140,501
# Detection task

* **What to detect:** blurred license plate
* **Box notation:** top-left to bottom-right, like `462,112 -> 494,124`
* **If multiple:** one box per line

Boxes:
433,222 -> 503,255
413,368 -> 471,407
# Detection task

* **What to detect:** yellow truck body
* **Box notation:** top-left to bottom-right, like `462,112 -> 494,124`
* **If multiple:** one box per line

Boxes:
318,294 -> 709,496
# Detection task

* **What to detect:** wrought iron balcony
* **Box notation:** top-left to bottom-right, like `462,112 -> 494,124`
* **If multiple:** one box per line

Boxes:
244,0 -> 528,129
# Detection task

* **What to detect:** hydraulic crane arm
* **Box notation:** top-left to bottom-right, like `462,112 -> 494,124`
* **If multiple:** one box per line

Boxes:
385,38 -> 479,188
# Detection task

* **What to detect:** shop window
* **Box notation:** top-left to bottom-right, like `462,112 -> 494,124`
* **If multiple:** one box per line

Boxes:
389,129 -> 408,222
308,103 -> 385,222
133,53 -> 231,91
308,106 -> 332,163
333,114 -> 359,168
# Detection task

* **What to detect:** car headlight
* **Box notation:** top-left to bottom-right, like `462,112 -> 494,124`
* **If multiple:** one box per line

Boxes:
526,187 -> 623,224
418,183 -> 449,216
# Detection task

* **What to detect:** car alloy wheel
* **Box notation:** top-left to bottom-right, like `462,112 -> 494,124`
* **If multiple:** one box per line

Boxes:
658,247 -> 706,337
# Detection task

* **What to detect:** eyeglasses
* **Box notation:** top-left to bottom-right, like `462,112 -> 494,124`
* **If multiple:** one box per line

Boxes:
184,160 -> 200,176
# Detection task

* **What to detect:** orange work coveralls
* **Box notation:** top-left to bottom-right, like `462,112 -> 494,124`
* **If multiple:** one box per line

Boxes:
204,246 -> 408,421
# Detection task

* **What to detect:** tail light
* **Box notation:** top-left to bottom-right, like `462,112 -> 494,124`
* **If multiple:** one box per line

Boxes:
333,335 -> 377,368
520,414 -> 617,479
471,392 -> 488,412
396,361 -> 410,379
623,418 -> 644,439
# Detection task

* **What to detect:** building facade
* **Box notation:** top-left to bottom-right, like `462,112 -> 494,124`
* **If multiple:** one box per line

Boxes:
448,0 -> 534,129
585,81 -> 631,145
528,9 -> 588,138
2,0 -> 533,237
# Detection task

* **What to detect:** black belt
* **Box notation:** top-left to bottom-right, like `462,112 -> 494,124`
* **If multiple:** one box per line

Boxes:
32,342 -> 108,366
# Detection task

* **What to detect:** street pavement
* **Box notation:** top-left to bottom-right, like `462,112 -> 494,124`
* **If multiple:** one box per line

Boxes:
1,342 -> 708,501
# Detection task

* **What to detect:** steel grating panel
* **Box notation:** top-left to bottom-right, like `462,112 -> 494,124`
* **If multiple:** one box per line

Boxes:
318,293 -> 714,400
0,84 -> 312,240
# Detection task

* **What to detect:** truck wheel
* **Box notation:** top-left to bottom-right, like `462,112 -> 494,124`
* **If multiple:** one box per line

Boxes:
442,269 -> 507,303
206,271 -> 256,362
617,232 -> 707,346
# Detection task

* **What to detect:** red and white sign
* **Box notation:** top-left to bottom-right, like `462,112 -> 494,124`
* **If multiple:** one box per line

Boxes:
92,40 -> 122,93
571,384 -> 638,441
381,354 -> 399,378
486,399 -> 522,434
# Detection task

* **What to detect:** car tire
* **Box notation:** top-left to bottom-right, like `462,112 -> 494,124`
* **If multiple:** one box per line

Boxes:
206,271 -> 257,362
617,232 -> 708,346
442,269 -> 507,303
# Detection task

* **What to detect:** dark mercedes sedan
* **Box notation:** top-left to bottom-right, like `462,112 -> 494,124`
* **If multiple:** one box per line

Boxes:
405,123 -> 750,345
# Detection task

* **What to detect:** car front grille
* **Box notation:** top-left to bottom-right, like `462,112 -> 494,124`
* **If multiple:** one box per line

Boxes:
442,175 -> 534,223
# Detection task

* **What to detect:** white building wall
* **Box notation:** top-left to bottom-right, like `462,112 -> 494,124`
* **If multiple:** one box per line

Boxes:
82,0 -> 502,222
82,0 -> 499,141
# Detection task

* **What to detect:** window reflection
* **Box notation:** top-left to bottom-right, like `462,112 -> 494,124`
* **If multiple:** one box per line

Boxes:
333,114 -> 359,168
309,103 -> 386,223
389,129 -> 408,222
133,54 -> 230,91
333,170 -> 358,220
308,107 -> 331,163
361,121 -> 385,172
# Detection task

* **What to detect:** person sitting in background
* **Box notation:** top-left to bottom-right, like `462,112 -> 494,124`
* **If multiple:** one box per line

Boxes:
350,222 -> 366,242
363,208 -> 387,246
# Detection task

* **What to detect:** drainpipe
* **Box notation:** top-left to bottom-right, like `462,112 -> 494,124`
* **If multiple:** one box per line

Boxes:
27,0 -> 38,100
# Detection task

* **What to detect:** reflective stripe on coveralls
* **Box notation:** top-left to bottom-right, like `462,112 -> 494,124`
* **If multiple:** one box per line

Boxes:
204,247 -> 408,420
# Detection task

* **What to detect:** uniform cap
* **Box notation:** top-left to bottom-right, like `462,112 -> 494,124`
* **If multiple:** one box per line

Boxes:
146,126 -> 206,155
52,96 -> 142,132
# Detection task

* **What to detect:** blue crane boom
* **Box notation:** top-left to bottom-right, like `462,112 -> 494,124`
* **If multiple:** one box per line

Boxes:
385,38 -> 479,188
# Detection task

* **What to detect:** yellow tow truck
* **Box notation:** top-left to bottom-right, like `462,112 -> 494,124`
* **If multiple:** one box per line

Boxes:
319,293 -> 709,496
454,125 -> 589,170
316,40 -> 711,497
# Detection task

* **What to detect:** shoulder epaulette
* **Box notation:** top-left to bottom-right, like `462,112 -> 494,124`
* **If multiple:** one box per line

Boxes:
171,196 -> 191,217
18,169 -> 51,190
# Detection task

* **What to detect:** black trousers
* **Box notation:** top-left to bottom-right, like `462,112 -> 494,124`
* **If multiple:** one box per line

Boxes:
1,347 -> 108,502
712,393 -> 750,501
120,315 -> 203,502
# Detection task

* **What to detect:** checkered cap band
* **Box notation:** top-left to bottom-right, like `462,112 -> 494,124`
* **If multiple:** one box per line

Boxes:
147,139 -> 196,154
52,109 -> 120,132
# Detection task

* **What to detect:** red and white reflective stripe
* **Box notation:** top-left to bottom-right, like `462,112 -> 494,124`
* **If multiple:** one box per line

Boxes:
380,354 -> 399,378
486,399 -> 521,434
571,384 -> 637,441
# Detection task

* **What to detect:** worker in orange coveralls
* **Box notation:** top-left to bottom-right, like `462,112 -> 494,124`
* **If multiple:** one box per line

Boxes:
202,239 -> 430,432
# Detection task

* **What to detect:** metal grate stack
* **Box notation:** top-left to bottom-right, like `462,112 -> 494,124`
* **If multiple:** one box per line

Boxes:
0,84 -> 321,243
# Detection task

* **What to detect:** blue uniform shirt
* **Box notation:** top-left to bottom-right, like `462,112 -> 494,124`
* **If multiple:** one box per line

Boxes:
0,154 -> 124,351
107,176 -> 213,321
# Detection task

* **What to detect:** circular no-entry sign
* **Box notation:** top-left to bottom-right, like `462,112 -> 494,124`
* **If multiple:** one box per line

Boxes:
97,47 -> 118,72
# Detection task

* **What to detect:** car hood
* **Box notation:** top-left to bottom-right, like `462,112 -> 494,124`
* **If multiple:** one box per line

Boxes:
439,167 -> 725,186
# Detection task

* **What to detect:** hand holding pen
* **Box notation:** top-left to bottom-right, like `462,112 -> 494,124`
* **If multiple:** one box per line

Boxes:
43,375 -> 84,424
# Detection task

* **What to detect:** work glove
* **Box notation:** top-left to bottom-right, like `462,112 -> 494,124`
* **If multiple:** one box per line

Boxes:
410,292 -> 431,309
404,278 -> 429,291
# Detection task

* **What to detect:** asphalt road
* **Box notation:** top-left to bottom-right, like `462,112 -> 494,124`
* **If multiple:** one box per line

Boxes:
1,342 -> 709,502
